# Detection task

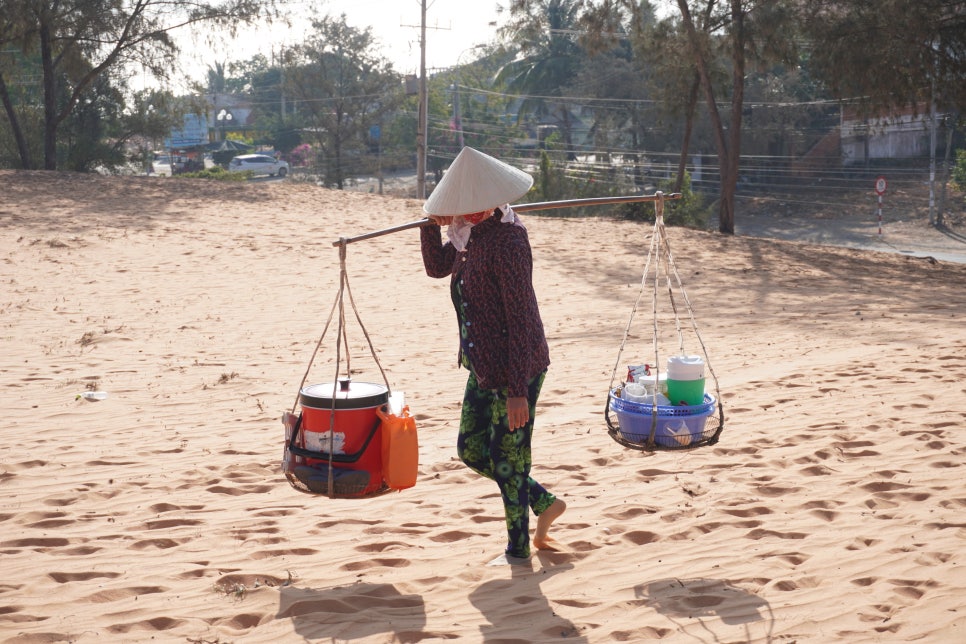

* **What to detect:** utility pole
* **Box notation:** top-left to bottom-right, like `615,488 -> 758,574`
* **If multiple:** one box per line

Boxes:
417,0 -> 427,199
453,45 -> 483,151
279,46 -> 286,120
929,76 -> 937,227
403,1 -> 449,200
452,82 -> 463,149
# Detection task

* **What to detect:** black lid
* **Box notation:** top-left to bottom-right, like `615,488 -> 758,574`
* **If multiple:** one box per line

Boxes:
299,380 -> 389,410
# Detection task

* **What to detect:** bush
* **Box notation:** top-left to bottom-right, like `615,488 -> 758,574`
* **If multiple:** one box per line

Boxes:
177,166 -> 250,181
526,148 -> 646,217
521,149 -> 709,224
952,148 -> 966,191
617,171 -> 709,228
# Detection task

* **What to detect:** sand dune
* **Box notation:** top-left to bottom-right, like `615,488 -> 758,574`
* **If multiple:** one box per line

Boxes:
1,170 -> 965,643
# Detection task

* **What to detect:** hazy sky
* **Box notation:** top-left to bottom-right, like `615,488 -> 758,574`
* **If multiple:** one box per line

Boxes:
168,0 -> 507,89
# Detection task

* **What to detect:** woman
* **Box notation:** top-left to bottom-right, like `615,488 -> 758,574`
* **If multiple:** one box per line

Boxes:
419,147 -> 566,560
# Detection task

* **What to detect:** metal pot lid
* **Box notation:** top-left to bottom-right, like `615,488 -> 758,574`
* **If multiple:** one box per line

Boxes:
299,380 -> 389,410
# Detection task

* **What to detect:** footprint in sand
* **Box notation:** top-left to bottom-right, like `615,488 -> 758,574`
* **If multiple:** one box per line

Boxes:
427,530 -> 474,543
5,537 -> 71,550
603,506 -> 658,520
851,576 -> 878,587
355,540 -> 415,552
745,527 -> 807,540
128,537 -> 186,550
341,558 -> 410,571
48,571 -> 121,583
106,616 -> 189,634
622,530 -> 660,545
249,547 -> 317,560
844,537 -> 880,550
143,518 -> 205,530
720,505 -> 773,518
205,483 -> 274,495
82,585 -> 166,603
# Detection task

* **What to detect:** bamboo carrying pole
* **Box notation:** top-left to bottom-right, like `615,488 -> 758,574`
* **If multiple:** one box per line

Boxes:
331,192 -> 682,246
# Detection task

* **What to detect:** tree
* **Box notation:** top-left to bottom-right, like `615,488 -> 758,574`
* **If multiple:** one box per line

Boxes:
740,60 -> 838,185
119,90 -> 190,172
0,0 -> 273,170
673,0 -> 795,234
425,46 -> 519,170
579,1 -> 698,192
952,148 -> 966,191
0,43 -> 39,167
554,0 -> 796,232
208,61 -> 229,95
800,0 -> 966,117
285,14 -> 401,189
499,0 -> 587,156
629,3 -> 712,195
221,54 -> 301,153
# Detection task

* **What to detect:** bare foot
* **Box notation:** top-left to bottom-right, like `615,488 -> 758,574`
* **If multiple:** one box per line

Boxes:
533,498 -> 566,550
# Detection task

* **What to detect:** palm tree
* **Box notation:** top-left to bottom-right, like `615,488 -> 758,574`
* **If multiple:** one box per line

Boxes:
207,61 -> 227,94
497,0 -> 584,157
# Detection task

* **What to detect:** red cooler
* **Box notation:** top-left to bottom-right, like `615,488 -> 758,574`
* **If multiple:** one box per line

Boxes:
298,380 -> 389,496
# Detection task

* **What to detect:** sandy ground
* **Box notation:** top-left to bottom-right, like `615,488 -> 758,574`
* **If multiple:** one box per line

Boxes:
1,170 -> 965,643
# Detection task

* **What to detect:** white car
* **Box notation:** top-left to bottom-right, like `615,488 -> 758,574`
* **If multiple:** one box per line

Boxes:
228,154 -> 289,177
151,154 -> 186,176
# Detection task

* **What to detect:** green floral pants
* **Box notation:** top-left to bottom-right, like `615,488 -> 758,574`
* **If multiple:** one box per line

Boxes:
457,370 -> 556,558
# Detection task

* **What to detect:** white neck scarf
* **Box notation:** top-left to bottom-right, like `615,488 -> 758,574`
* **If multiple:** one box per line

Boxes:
446,204 -> 525,252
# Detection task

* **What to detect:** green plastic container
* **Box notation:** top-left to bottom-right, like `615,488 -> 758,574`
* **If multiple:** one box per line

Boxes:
666,355 -> 706,406
666,377 -> 706,406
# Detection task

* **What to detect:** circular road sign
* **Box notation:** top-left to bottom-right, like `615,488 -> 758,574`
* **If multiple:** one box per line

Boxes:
875,176 -> 888,195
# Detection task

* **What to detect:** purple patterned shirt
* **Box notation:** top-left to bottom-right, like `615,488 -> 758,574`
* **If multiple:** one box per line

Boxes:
420,215 -> 550,397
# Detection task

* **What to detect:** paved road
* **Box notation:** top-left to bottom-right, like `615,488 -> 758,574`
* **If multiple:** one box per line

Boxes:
735,211 -> 966,265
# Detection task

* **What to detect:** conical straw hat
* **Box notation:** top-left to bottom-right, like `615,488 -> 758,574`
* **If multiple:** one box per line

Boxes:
423,147 -> 533,216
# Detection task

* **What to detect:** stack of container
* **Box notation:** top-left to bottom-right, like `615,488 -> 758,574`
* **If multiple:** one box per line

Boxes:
610,355 -> 715,447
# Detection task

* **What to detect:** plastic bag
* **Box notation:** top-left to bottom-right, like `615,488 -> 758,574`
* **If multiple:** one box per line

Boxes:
280,411 -> 304,473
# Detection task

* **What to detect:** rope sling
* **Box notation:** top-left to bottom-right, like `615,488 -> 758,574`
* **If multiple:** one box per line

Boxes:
604,193 -> 725,451
282,240 -> 399,497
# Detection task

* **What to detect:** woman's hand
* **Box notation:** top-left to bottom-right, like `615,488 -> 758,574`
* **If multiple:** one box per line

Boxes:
506,396 -> 529,431
429,215 -> 456,226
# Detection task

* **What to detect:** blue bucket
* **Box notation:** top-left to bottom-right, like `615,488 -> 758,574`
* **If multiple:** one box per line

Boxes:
609,389 -> 716,447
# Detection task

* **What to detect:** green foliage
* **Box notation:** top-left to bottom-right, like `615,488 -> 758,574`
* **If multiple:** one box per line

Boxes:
221,55 -> 301,155
0,0 -> 275,170
421,46 -> 521,175
497,0 -> 585,152
271,123 -> 303,154
617,171 -> 708,228
801,0 -> 966,116
63,76 -> 125,172
284,13 -> 402,189
177,166 -> 250,181
660,172 -> 708,228
525,143 -> 657,218
952,148 -> 966,191
531,150 -> 566,202
211,150 -> 237,167
122,90 -> 192,171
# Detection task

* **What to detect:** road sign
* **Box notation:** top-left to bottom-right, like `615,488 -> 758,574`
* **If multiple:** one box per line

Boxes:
874,176 -> 888,196
164,113 -> 207,149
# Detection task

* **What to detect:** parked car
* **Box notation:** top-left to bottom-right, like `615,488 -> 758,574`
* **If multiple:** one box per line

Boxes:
228,154 -> 289,177
150,154 -> 186,176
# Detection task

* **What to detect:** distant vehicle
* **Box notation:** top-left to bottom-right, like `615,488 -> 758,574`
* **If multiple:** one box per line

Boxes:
228,154 -> 289,177
151,154 -> 186,176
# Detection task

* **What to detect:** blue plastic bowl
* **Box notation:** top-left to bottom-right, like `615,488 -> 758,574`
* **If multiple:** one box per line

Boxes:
610,390 -> 716,447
